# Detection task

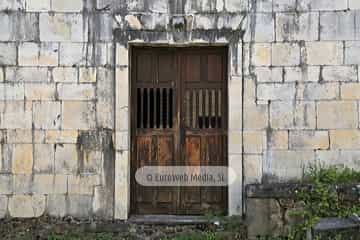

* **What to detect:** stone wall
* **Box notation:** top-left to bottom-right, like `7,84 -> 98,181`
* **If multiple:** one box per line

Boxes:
0,0 -> 359,219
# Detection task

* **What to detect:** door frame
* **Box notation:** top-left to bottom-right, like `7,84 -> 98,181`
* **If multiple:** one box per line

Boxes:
114,40 -> 243,220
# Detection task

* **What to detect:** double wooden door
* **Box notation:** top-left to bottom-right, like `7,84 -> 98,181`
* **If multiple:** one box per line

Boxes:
131,46 -> 228,215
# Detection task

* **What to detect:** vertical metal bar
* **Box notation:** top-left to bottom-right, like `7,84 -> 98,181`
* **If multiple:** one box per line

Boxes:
140,88 -> 144,128
195,89 -> 199,129
192,90 -> 196,129
218,90 -> 222,128
215,89 -> 218,129
166,88 -> 170,129
202,88 -> 206,129
159,88 -> 163,129
209,89 -> 212,129
154,88 -> 157,129
205,89 -> 209,128
147,88 -> 150,128
198,89 -> 204,128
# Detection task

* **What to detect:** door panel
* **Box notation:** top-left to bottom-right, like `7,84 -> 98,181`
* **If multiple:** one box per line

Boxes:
131,47 -> 227,215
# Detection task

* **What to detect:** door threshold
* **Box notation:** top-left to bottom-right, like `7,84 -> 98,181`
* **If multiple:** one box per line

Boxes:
128,215 -> 214,225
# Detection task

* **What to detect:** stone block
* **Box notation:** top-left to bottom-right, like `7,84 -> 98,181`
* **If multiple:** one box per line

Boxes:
67,195 -> 93,218
116,67 -> 129,108
6,130 -> 33,143
273,0 -> 296,11
194,14 -> 216,30
79,68 -> 97,83
52,174 -> 68,194
284,66 -> 320,82
0,0 -> 25,11
19,42 -> 59,67
96,68 -> 114,129
244,13 -> 274,42
33,174 -> 67,194
317,101 -> 358,129
59,43 -> 90,66
297,83 -> 339,100
322,66 -> 357,82
289,131 -> 329,150
8,195 -> 46,218
246,199 -> 282,238
254,67 -> 282,83
6,67 -> 50,83
244,131 -> 266,154
53,67 -> 77,83
116,44 -> 128,66
54,144 -> 78,174
251,43 -> 271,66
268,130 -> 288,150
0,196 -> 7,218
26,0 -> 50,11
124,15 -> 142,30
345,41 -> 360,64
0,43 -> 16,66
270,102 -> 293,129
13,174 -> 32,194
244,154 -> 263,184
341,83 -> 360,99
320,11 -> 356,41
115,131 -> 128,151
11,144 -> 33,174
45,130 -> 78,143
114,150 -> 130,219
68,175 -> 100,195
2,145 -> 12,173
34,144 -> 54,173
305,42 -> 343,65
47,195 -> 66,217
2,83 -> 25,100
57,84 -> 96,100
91,43 -> 114,67
276,12 -> 319,41
62,101 -> 96,130
228,131 -> 242,154
82,151 -> 102,173
0,13 -> 38,41
0,175 -> 12,194
349,0 -> 360,9
140,14 -> 168,31
25,83 -> 56,101
316,150 -> 360,170
244,105 -> 268,130
52,0 -> 83,12
40,13 -> 87,42
257,83 -> 296,101
249,0 -> 272,12
33,102 -> 61,130
298,0 -> 347,11
330,130 -> 360,149
272,43 -> 300,66
0,101 -> 32,129
0,68 -> 3,82
225,0 -> 247,12
264,150 -> 315,181
270,101 -> 316,130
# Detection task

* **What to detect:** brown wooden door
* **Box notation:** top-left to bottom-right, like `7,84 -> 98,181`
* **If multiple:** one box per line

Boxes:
131,47 -> 228,215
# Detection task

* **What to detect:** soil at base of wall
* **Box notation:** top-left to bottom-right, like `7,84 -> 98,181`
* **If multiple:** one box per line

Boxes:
0,216 -> 247,240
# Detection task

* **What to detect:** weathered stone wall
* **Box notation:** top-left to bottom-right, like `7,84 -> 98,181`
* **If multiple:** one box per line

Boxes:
0,0 -> 359,219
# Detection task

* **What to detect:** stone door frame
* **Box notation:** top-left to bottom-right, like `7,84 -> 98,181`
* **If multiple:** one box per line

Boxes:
114,30 -> 244,219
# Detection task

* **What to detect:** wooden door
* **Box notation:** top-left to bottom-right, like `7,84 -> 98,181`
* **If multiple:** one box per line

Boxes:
131,46 -> 228,215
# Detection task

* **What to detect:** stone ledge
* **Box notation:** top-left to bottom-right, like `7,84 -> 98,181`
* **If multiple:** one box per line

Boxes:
246,183 -> 360,200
